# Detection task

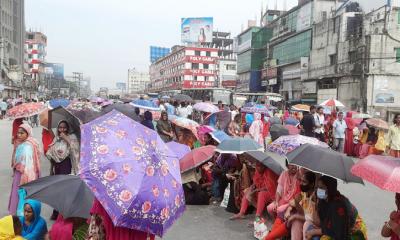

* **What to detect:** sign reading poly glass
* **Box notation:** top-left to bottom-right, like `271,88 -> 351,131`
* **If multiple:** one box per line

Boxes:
182,80 -> 215,89
181,17 -> 213,44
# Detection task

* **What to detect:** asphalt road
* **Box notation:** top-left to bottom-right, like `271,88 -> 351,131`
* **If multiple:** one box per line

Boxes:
0,119 -> 393,239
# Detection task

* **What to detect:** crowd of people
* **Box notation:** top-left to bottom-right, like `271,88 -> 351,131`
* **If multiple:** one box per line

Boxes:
0,96 -> 399,240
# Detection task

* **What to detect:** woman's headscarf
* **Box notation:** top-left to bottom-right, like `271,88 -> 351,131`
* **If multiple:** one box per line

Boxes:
344,112 -> 355,130
19,199 -> 47,239
0,215 -> 24,240
13,124 -> 41,184
141,111 -> 154,130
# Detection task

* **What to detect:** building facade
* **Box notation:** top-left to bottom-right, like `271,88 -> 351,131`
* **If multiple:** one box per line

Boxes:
127,68 -> 150,94
0,0 -> 25,98
148,46 -> 219,92
24,31 -> 47,97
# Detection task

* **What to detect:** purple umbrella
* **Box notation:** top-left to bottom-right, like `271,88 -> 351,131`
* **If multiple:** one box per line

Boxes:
166,141 -> 191,161
193,102 -> 219,113
80,110 -> 185,237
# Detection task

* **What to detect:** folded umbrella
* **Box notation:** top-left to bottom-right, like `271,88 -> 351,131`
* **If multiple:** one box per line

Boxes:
216,138 -> 264,154
20,175 -> 94,218
80,110 -> 185,237
6,102 -> 47,119
166,141 -> 191,161
244,151 -> 284,175
287,144 -> 363,184
351,155 -> 400,192
180,146 -> 216,173
267,135 -> 329,156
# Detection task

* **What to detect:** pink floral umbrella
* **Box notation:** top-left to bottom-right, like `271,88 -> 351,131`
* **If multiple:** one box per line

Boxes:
351,155 -> 400,192
6,102 -> 47,119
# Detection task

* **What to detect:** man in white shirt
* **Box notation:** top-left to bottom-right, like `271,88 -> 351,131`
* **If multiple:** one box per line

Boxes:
332,112 -> 347,152
186,102 -> 193,118
229,104 -> 239,121
314,106 -> 325,142
177,102 -> 189,118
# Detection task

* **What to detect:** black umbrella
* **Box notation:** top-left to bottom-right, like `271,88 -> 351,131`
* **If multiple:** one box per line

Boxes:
173,94 -> 192,102
270,124 -> 289,141
102,103 -> 141,122
48,106 -> 81,138
20,175 -> 94,218
286,144 -> 363,184
244,151 -> 285,175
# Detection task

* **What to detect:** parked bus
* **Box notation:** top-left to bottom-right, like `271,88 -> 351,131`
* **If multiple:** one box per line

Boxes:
232,92 -> 284,107
181,88 -> 233,104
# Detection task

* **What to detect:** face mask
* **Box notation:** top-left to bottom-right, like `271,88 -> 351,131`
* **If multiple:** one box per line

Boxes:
300,184 -> 312,193
317,188 -> 327,200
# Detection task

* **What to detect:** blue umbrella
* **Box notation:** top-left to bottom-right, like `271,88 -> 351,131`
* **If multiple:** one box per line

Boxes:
209,130 -> 231,143
130,99 -> 160,111
49,99 -> 70,108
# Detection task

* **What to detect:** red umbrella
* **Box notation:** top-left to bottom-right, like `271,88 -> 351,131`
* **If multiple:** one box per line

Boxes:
351,155 -> 400,192
6,102 -> 47,119
180,145 -> 216,173
365,118 -> 389,130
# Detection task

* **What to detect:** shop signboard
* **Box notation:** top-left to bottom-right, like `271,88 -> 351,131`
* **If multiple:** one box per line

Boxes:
182,80 -> 215,89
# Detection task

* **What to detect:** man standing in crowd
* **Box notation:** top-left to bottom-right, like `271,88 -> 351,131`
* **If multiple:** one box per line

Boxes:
314,106 -> 325,142
300,106 -> 316,137
177,102 -> 189,118
333,111 -> 347,152
0,99 -> 7,119
387,113 -> 400,157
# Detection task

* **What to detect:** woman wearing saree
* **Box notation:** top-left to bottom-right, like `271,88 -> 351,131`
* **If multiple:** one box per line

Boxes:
249,113 -> 264,147
305,176 -> 367,240
344,112 -> 356,156
230,162 -> 278,220
46,120 -> 79,220
0,215 -> 24,240
8,124 -> 41,215
19,199 -> 47,240
156,111 -> 174,143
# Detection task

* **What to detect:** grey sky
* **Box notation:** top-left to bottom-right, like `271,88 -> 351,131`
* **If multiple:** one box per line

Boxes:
25,0 -> 386,91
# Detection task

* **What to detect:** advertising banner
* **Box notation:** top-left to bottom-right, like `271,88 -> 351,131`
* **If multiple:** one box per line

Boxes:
116,82 -> 126,90
182,80 -> 215,89
181,17 -> 213,44
222,80 -> 237,88
45,63 -> 64,80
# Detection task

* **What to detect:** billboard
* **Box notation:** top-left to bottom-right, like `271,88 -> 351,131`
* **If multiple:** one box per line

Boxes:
116,82 -> 126,90
297,2 -> 312,32
181,17 -> 213,44
150,46 -> 170,63
45,63 -> 64,80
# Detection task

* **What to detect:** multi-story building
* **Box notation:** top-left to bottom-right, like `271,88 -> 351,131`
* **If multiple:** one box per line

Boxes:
148,46 -> 219,92
203,31 -> 237,88
303,0 -> 400,119
0,0 -> 25,98
24,31 -> 47,95
127,68 -> 150,94
236,26 -> 273,92
266,0 -> 339,102
150,46 -> 170,63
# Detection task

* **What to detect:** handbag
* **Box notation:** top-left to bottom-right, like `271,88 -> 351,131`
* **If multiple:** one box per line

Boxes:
253,217 -> 269,240
220,183 -> 230,208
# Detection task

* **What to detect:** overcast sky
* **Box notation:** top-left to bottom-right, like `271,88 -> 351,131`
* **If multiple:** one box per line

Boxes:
26,0 -> 386,91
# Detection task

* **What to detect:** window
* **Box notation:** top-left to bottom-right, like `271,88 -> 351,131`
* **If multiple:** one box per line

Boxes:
226,64 -> 236,70
349,51 -> 357,64
206,51 -> 211,57
27,34 -> 34,40
329,54 -> 337,65
194,76 -> 198,81
28,54 -> 32,59
203,64 -> 209,69
396,48 -> 400,63
322,11 -> 327,21
204,76 -> 209,81
192,63 -> 199,69
195,51 -> 201,56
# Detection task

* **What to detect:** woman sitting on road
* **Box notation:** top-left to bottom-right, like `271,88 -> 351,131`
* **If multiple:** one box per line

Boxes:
8,124 -> 41,215
305,176 -> 367,240
381,193 -> 400,239
230,162 -> 278,221
19,199 -> 48,240
156,111 -> 174,143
